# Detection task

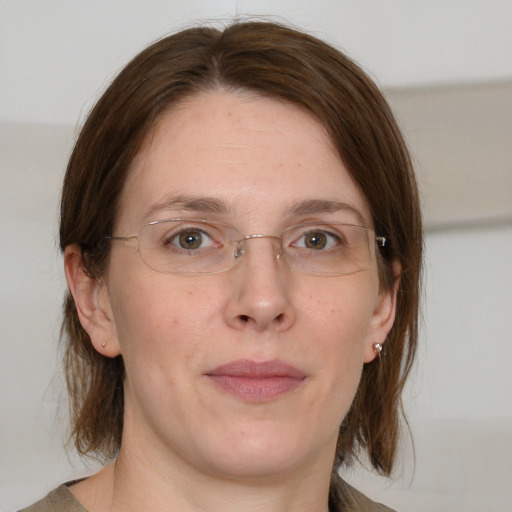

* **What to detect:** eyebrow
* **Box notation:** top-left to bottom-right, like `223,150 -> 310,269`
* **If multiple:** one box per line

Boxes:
143,194 -> 231,221
287,199 -> 367,225
143,195 -> 366,225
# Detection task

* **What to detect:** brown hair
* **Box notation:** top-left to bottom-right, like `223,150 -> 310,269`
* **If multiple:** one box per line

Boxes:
61,20 -> 422,485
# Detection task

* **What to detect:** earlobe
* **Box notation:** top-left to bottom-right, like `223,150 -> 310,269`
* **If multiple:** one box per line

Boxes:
364,261 -> 401,363
64,244 -> 121,357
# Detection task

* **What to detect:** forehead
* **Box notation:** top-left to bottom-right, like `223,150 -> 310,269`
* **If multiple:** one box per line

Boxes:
116,91 -> 371,230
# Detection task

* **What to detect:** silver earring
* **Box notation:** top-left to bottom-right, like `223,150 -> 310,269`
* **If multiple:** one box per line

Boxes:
101,342 -> 106,348
373,343 -> 383,354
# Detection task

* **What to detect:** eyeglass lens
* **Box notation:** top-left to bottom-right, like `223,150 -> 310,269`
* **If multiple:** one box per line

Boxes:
135,219 -> 375,276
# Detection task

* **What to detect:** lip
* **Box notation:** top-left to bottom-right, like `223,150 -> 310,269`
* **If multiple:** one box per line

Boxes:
205,359 -> 306,403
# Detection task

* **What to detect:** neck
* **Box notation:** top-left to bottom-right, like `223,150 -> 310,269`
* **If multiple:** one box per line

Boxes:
70,401 -> 336,512
108,439 -> 332,512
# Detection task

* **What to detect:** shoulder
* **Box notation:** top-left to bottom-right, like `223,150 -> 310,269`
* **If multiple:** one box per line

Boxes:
18,484 -> 88,512
331,476 -> 397,512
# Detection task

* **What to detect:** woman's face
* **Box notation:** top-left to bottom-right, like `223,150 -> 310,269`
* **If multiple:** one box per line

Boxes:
85,92 -> 396,481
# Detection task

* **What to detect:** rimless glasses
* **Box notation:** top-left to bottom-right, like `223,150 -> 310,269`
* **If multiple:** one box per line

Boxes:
106,218 -> 387,276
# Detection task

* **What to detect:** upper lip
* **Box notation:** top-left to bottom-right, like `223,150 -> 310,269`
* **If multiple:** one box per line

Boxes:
206,359 -> 306,379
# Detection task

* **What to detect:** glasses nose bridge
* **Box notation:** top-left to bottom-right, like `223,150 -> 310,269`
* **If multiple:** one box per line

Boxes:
234,233 -> 284,261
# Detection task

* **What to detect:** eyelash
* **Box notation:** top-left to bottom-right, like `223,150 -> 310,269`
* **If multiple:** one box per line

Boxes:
162,227 -> 219,251
291,230 -> 344,250
160,226 -> 348,254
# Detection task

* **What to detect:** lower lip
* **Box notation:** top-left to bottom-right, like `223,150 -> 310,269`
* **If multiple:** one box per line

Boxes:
207,375 -> 305,402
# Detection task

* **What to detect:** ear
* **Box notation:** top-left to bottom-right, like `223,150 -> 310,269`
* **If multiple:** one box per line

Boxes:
363,261 -> 401,363
64,244 -> 121,357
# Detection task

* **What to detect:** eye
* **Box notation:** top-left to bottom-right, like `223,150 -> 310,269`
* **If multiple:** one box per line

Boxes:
165,228 -> 218,251
178,230 -> 205,249
292,229 -> 341,250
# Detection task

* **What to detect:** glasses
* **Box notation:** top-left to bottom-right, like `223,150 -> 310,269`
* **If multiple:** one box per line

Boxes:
106,218 -> 386,276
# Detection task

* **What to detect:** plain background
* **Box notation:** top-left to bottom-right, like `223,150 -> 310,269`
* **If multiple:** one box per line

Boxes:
1,1 -> 511,510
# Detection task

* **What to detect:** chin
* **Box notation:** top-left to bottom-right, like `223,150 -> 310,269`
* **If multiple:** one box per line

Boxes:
198,422 -> 328,481
208,450 -> 305,481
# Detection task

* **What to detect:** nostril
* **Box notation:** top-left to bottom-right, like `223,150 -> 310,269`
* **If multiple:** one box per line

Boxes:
239,313 -> 285,324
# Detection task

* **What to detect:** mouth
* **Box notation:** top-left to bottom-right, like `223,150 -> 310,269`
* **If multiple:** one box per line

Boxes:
205,359 -> 306,403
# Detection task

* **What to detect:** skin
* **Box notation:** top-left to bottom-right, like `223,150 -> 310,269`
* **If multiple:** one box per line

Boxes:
65,91 -> 398,512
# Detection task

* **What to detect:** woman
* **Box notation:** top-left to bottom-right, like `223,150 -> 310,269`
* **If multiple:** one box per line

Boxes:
23,21 -> 422,512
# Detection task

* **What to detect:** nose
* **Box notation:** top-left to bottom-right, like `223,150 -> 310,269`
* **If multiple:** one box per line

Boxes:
224,236 -> 296,333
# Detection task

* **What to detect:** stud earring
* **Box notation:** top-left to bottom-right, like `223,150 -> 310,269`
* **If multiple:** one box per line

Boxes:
101,342 -> 106,348
373,343 -> 383,354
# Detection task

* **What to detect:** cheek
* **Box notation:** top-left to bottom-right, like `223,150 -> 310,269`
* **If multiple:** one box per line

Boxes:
107,275 -> 224,427
297,277 -> 378,405
300,277 -> 377,348
108,272 -> 221,364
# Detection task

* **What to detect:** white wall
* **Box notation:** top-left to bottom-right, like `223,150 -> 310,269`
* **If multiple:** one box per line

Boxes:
1,1 -> 511,510
1,0 -> 511,125
345,224 -> 512,511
